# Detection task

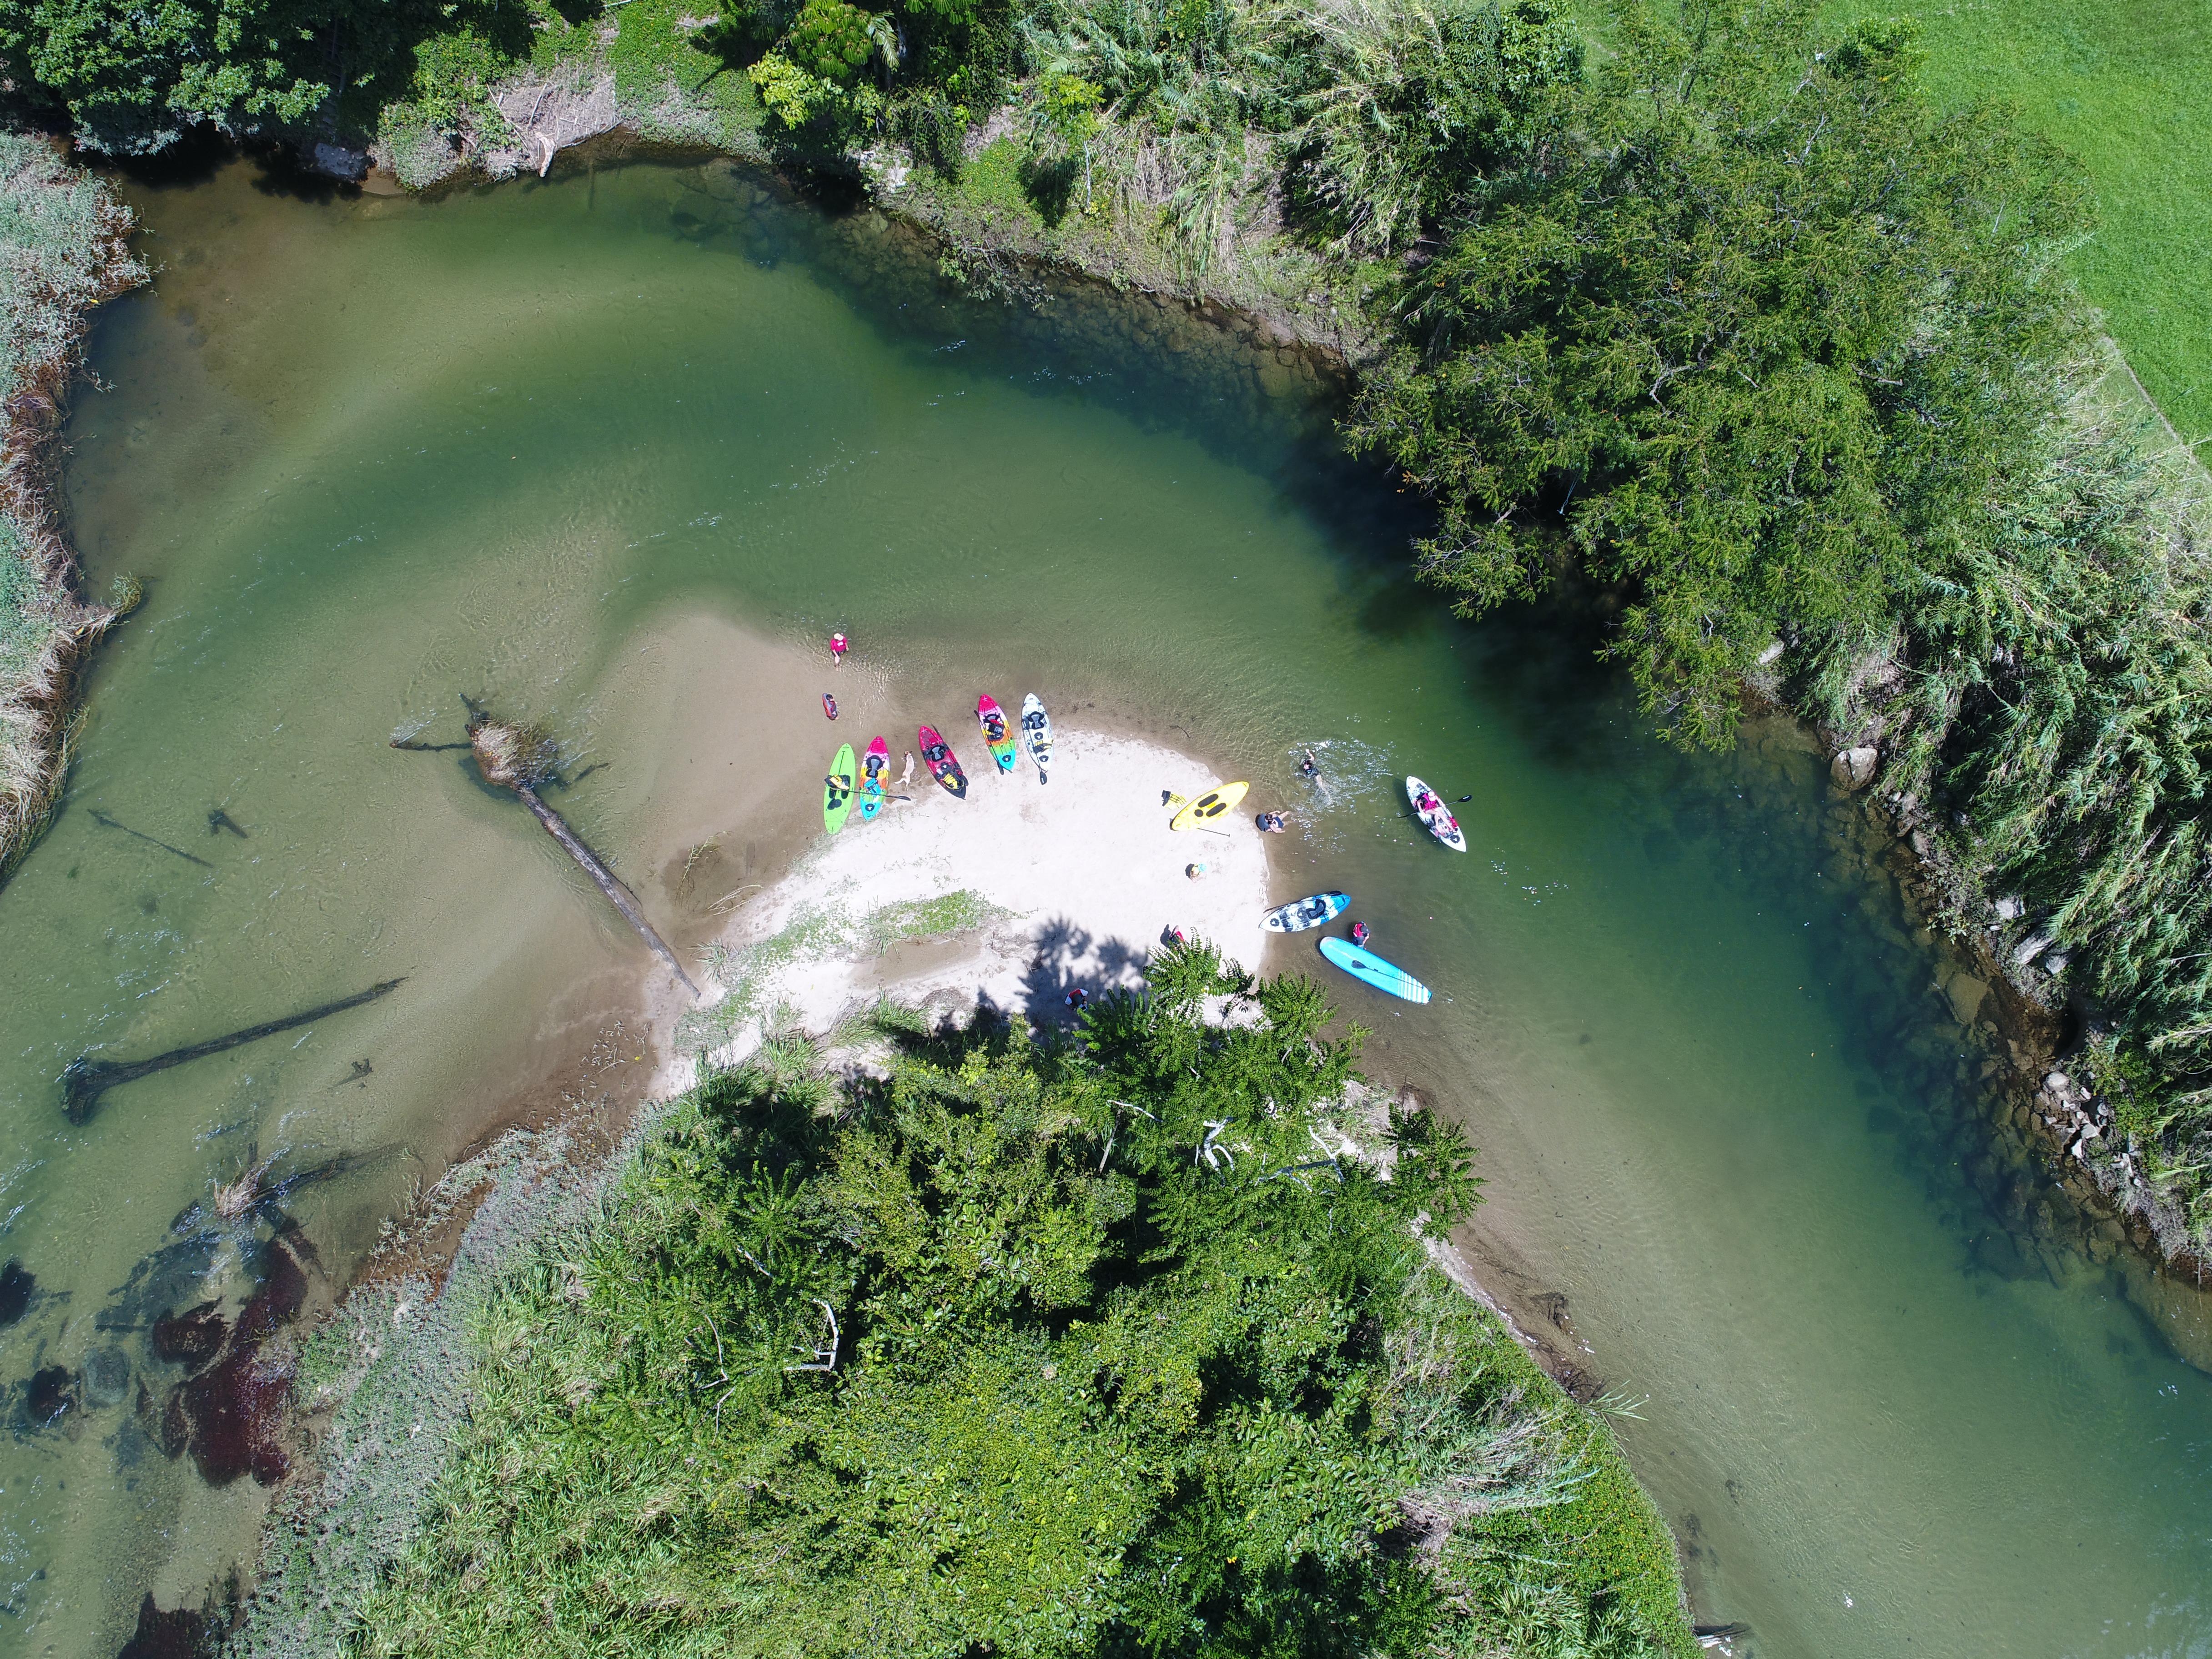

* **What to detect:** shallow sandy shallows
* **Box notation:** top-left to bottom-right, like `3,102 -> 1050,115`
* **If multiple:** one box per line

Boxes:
676,729 -> 1274,1066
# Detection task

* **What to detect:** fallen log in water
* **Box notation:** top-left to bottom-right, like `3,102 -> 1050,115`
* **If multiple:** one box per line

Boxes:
399,714 -> 698,998
61,978 -> 405,1124
514,776 -> 699,996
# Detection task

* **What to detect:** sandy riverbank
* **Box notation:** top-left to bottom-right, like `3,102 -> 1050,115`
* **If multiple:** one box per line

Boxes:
656,725 -> 1277,1091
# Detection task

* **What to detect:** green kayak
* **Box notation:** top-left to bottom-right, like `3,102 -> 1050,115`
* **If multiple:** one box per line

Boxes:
824,742 -> 856,833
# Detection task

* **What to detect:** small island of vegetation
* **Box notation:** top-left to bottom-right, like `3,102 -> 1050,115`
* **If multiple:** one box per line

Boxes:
267,946 -> 1689,1655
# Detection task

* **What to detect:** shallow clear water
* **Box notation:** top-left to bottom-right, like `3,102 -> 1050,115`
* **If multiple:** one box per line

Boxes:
4,151 -> 2210,1655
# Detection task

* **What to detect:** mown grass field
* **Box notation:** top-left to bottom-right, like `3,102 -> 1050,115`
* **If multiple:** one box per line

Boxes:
1827,0 -> 2211,439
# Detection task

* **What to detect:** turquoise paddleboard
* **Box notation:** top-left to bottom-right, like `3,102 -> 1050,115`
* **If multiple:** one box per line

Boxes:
1318,936 -> 1432,1005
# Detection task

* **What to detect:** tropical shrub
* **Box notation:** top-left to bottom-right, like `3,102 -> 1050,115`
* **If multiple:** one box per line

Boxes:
1287,0 -> 1583,255
786,0 -> 891,83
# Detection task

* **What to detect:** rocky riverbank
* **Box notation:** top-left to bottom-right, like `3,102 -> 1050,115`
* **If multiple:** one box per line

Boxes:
1782,711 -> 2212,1367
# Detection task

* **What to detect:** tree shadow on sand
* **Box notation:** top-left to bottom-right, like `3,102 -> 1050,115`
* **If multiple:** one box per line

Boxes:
1019,916 -> 1147,1023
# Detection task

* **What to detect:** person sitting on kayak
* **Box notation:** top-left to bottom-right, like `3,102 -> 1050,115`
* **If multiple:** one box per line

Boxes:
1350,921 -> 1370,948
830,630 -> 849,666
1416,788 -> 1442,814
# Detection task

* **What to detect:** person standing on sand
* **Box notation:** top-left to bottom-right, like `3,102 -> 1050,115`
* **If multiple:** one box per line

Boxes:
830,630 -> 849,668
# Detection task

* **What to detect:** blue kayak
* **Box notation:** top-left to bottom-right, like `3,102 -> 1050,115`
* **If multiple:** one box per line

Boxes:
1318,936 -> 1432,1005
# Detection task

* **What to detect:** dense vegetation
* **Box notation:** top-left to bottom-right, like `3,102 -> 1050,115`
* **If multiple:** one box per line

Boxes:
351,946 -> 1690,1655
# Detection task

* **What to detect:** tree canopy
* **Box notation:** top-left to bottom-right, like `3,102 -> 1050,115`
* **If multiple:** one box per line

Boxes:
0,0 -> 530,152
1348,1 -> 2092,747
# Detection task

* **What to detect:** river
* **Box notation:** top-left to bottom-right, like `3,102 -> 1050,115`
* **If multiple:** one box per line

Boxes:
4,150 -> 2211,1657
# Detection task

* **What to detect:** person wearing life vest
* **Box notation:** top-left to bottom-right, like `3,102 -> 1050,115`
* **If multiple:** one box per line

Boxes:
1350,921 -> 1370,948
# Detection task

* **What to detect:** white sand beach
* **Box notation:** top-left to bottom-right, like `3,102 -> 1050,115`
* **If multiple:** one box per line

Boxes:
666,727 -> 1276,1080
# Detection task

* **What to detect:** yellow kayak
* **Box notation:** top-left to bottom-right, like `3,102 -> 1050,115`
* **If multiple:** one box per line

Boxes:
1170,781 -> 1247,831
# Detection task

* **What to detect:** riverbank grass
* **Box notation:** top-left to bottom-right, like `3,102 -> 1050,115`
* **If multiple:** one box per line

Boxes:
0,133 -> 144,882
342,945 -> 1691,1657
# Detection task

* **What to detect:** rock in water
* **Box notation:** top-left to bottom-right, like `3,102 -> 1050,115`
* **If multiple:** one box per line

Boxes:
1830,746 -> 1880,791
0,1260 -> 31,1326
311,142 -> 369,181
82,1347 -> 131,1409
26,1364 -> 75,1426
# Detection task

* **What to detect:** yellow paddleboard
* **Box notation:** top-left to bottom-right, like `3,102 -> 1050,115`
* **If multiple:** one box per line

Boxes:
1171,781 -> 1248,831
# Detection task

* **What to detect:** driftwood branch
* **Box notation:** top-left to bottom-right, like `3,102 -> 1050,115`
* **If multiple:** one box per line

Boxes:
784,1299 -> 840,1372
516,780 -> 699,996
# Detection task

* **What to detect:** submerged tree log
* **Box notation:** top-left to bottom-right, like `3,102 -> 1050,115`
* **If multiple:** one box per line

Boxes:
515,780 -> 699,995
458,716 -> 698,998
61,978 -> 405,1124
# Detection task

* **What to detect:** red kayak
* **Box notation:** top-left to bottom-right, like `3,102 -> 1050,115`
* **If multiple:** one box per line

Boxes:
918,725 -> 968,798
822,693 -> 839,721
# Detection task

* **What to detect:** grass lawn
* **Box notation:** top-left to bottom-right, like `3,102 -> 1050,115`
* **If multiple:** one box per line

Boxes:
1825,0 -> 2211,440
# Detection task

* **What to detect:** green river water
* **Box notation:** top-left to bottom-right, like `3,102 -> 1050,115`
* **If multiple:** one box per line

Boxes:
4,151 -> 2211,1656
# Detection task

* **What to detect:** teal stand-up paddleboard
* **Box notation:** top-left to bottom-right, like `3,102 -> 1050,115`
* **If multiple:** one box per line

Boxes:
1318,936 -> 1432,1004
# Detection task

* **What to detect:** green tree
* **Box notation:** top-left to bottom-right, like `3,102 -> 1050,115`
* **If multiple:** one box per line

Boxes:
0,0 -> 527,153
1025,69 -> 1101,206
1347,1 -> 2091,748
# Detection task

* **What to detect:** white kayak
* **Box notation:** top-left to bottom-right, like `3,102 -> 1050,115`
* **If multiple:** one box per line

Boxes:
1405,775 -> 1466,851
1262,891 -> 1350,933
1021,694 -> 1053,784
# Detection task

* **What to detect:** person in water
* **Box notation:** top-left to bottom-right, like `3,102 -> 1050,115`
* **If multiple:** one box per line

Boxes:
830,630 -> 849,667
1350,921 -> 1370,948
1298,750 -> 1320,779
